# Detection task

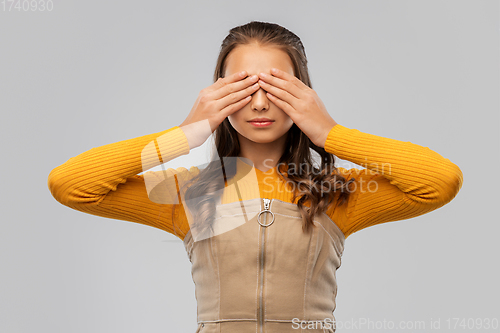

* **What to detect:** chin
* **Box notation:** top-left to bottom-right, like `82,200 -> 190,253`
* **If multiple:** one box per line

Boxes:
249,138 -> 273,144
236,131 -> 266,141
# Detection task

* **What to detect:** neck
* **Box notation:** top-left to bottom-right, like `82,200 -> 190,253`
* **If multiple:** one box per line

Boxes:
237,133 -> 287,173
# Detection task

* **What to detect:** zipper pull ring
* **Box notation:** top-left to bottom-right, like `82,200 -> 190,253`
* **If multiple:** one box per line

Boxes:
258,198 -> 275,227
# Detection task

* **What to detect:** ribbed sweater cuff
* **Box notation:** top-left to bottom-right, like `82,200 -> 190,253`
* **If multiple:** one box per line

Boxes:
142,126 -> 191,171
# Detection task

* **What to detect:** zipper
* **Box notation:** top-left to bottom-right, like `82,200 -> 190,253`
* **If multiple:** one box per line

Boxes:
257,198 -> 274,333
258,198 -> 275,227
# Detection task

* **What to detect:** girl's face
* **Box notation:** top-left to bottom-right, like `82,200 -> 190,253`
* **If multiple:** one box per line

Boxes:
224,44 -> 295,145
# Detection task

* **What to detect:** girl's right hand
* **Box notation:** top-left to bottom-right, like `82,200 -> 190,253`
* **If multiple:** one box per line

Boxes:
180,71 -> 260,133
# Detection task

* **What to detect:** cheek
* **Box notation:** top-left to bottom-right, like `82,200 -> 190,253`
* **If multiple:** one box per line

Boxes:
228,111 -> 244,125
280,113 -> 294,125
284,119 -> 294,133
227,114 -> 239,129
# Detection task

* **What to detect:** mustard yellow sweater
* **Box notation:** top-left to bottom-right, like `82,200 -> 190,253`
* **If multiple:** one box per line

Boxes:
47,124 -> 463,240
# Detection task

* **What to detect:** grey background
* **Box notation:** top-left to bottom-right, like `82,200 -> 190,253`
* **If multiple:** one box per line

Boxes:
1,0 -> 499,332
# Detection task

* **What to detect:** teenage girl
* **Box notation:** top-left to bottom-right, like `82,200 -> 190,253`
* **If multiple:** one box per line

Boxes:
48,21 -> 463,333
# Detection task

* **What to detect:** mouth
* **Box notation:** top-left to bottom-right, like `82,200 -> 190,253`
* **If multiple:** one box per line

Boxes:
248,119 -> 274,127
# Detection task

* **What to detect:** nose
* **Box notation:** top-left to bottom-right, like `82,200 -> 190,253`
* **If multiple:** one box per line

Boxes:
250,85 -> 270,112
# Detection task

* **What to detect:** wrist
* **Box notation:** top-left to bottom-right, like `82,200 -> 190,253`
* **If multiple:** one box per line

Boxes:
320,120 -> 338,148
180,119 -> 212,150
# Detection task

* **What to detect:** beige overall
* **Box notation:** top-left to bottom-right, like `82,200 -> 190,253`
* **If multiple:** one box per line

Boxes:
183,197 -> 345,333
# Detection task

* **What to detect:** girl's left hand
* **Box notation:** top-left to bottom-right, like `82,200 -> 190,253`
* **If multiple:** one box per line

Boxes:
257,68 -> 338,148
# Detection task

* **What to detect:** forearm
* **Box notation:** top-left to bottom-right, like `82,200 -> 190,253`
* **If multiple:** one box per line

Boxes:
47,126 -> 190,206
324,124 -> 463,205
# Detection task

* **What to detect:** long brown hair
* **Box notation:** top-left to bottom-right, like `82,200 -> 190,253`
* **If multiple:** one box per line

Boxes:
178,21 -> 354,239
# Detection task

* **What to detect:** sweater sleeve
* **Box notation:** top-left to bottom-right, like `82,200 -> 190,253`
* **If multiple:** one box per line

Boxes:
324,124 -> 463,239
47,126 -> 199,241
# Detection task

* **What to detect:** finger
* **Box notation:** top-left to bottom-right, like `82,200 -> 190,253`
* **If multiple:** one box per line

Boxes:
268,68 -> 310,91
217,80 -> 259,111
258,71 -> 304,100
258,79 -> 300,110
218,94 -> 253,119
206,71 -> 247,93
210,74 -> 258,101
265,92 -> 296,118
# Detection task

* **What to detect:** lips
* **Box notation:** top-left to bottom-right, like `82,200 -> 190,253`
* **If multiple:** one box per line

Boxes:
248,118 -> 274,123
248,119 -> 274,127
